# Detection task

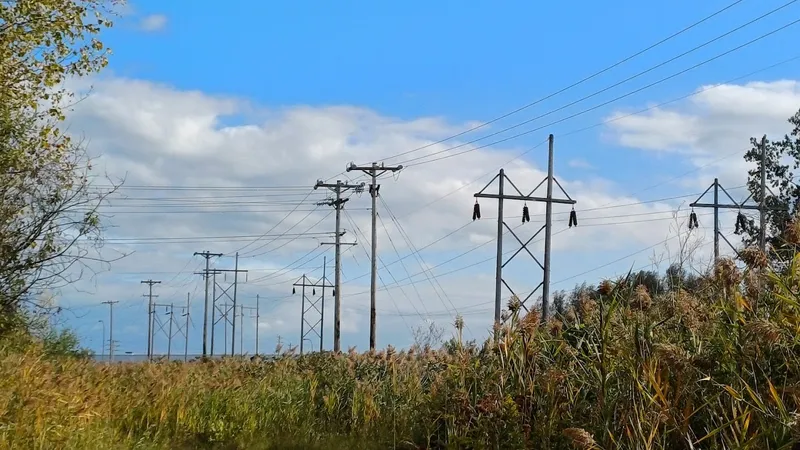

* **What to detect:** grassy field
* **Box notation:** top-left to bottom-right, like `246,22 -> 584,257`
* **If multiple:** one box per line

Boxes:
2,250 -> 800,449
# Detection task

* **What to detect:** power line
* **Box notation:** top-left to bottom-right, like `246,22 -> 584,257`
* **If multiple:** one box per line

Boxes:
399,15 -> 800,167
230,190 -> 317,255
240,210 -> 334,259
364,0 -> 747,164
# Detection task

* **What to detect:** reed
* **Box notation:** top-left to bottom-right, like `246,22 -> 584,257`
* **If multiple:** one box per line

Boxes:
2,250 -> 799,449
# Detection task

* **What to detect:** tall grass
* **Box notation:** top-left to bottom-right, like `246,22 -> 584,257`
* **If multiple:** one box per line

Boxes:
2,248 -> 800,448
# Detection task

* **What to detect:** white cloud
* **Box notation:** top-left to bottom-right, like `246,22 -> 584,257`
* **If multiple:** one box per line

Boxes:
604,80 -> 800,189
52,75 -> 757,351
568,158 -> 594,169
138,14 -> 167,32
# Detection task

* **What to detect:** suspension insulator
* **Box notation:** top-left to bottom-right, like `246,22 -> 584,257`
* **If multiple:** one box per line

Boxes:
688,211 -> 699,230
522,205 -> 530,223
472,202 -> 481,220
292,287 -> 296,295
332,289 -> 336,297
312,288 -> 316,296
735,212 -> 747,235
569,209 -> 578,228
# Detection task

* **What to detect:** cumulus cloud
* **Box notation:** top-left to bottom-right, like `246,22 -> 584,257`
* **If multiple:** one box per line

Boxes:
54,75 -> 748,351
604,80 -> 800,189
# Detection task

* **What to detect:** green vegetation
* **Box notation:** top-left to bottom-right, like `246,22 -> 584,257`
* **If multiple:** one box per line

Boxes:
3,241 -> 800,448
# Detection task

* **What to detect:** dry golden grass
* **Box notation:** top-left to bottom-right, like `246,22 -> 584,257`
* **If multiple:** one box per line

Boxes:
2,253 -> 800,448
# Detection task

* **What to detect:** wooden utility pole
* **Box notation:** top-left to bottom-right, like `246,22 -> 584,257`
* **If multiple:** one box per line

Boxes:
140,280 -> 160,360
346,162 -> 403,350
314,179 -> 364,352
101,301 -> 118,362
182,293 -> 190,362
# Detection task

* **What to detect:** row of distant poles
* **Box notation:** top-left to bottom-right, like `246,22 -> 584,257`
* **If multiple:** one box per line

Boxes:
109,134 -> 783,359
299,134 -> 580,353
139,250 -> 261,360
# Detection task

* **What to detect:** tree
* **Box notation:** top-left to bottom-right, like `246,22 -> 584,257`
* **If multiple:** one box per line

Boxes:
412,320 -> 445,350
0,1 -> 121,322
741,108 -> 800,261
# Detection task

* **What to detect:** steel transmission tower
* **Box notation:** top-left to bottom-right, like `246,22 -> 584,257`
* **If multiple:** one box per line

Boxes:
474,134 -> 577,325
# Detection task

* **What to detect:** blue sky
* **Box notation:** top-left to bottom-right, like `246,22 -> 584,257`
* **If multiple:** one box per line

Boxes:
52,0 -> 800,357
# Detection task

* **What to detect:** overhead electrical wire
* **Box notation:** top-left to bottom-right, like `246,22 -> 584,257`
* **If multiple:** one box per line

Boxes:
369,216 -> 730,317
379,196 -> 465,319
342,209 -> 425,326
359,0 -> 748,165
240,209 -> 333,259
400,15 -> 800,167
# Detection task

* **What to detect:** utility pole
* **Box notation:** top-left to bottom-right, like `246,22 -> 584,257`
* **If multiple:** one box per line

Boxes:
222,302 -> 229,355
101,301 -> 118,362
98,320 -> 105,361
232,252 -> 240,356
182,293 -> 190,362
140,280 -> 160,360
320,257 -> 327,351
759,135 -> 768,252
314,179 -> 364,352
239,304 -> 257,356
255,295 -> 260,355
210,270 -> 219,356
193,251 -> 222,357
166,303 -> 174,360
473,134 -> 577,325
346,162 -> 403,350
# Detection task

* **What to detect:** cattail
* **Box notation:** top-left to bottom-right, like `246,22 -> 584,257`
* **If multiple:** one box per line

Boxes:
562,428 -> 598,449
